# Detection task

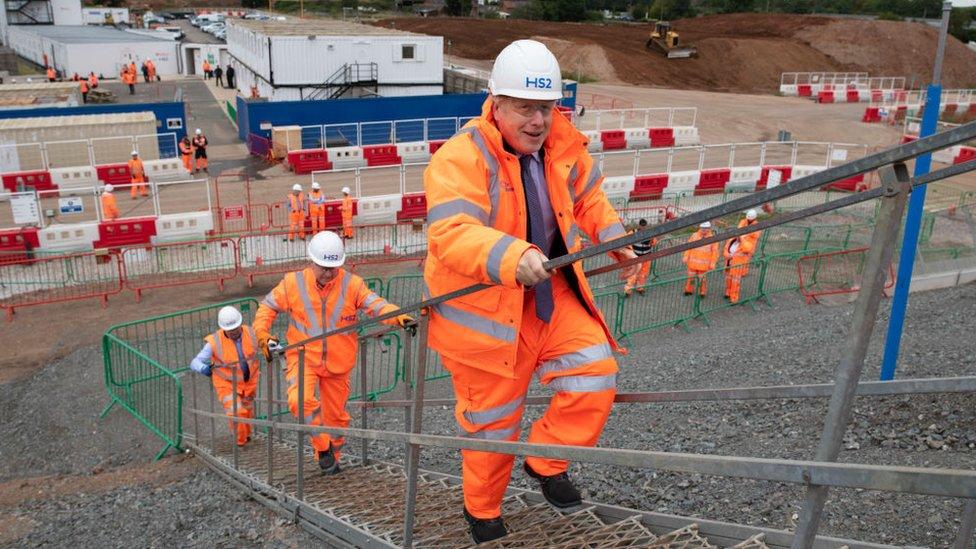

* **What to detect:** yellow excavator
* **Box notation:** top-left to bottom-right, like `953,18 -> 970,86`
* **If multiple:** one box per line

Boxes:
645,21 -> 697,59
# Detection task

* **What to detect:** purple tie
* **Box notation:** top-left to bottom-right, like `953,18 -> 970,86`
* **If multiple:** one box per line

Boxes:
519,154 -> 553,323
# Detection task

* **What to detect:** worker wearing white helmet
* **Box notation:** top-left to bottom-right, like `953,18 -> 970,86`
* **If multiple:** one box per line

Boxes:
308,181 -> 326,232
189,305 -> 261,447
339,186 -> 354,239
253,231 -> 416,475
285,183 -> 307,242
192,128 -> 209,174
127,149 -> 148,200
422,39 -> 639,543
683,221 -> 718,296
100,184 -> 120,221
724,209 -> 762,303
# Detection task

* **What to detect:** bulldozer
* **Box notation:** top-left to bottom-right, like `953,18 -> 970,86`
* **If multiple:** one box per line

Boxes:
645,21 -> 697,59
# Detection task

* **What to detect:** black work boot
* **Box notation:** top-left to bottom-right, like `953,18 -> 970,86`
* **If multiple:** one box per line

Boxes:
317,445 -> 340,475
463,507 -> 507,543
524,462 -> 582,510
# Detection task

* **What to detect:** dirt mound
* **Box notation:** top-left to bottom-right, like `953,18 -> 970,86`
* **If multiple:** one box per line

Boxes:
380,14 -> 976,93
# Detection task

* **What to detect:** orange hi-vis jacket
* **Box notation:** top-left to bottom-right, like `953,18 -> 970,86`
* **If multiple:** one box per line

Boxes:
724,219 -> 760,261
341,195 -> 353,221
100,191 -> 119,220
179,140 -> 193,156
287,192 -> 306,214
422,97 -> 627,378
253,268 -> 401,375
683,229 -> 719,272
128,158 -> 146,182
308,190 -> 325,214
204,326 -> 260,385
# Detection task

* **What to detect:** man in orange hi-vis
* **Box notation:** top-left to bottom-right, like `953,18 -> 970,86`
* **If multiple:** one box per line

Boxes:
46,66 -> 56,82
422,39 -> 638,543
128,150 -> 148,199
624,218 -> 657,297
308,182 -> 326,232
100,184 -> 119,220
189,306 -> 260,447
724,209 -> 762,303
192,129 -> 209,173
339,186 -> 354,239
253,231 -> 415,474
285,183 -> 307,242
146,58 -> 156,81
178,136 -> 194,172
682,221 -> 718,297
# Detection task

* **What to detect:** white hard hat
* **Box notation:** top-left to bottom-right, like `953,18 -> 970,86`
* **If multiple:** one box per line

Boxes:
488,39 -> 562,101
292,183 -> 302,192
217,305 -> 243,330
195,128 -> 202,135
131,150 -> 138,156
311,182 -> 321,190
699,221 -> 712,229
307,231 -> 345,268
745,209 -> 758,221
341,186 -> 350,194
104,184 -> 114,192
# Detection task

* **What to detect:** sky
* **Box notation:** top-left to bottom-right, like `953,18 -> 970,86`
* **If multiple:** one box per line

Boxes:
949,0 -> 976,6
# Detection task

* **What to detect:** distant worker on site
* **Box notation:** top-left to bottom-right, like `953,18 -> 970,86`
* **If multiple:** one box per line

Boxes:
122,67 -> 136,95
308,182 -> 326,233
624,218 -> 658,297
100,184 -> 119,221
202,59 -> 212,80
213,65 -> 224,88
192,128 -> 209,173
724,209 -> 762,303
189,306 -> 260,447
682,221 -> 718,297
46,66 -> 56,82
253,231 -> 415,474
339,186 -> 354,239
179,135 -> 194,172
285,184 -> 307,242
128,150 -> 148,199
141,61 -> 150,83
146,58 -> 157,82
88,72 -> 98,89
79,78 -> 89,104
422,39 -> 638,543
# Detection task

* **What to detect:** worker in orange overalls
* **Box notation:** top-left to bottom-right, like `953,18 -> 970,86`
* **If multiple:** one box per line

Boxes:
308,182 -> 326,232
202,59 -> 212,80
724,209 -> 762,303
624,218 -> 658,297
339,186 -> 354,239
100,184 -> 119,220
189,306 -> 260,447
88,72 -> 98,89
128,150 -> 148,199
285,184 -> 307,242
254,231 -> 414,474
682,221 -> 718,297
178,136 -> 194,172
192,128 -> 209,173
46,66 -> 56,82
79,78 -> 89,103
128,61 -> 137,76
146,59 -> 156,82
423,40 -> 638,543
122,68 -> 136,95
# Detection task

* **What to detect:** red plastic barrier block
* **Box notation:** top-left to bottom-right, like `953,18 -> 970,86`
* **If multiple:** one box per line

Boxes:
901,135 -> 918,144
954,147 -> 976,165
429,140 -> 447,155
871,90 -> 883,102
93,216 -> 157,249
862,107 -> 881,123
895,90 -> 908,103
757,166 -> 792,190
363,145 -> 402,167
695,168 -> 731,192
287,149 -> 332,174
648,127 -> 675,148
797,84 -> 812,97
600,130 -> 626,151
823,173 -> 864,192
846,89 -> 860,103
817,90 -> 835,104
0,227 -> 39,265
943,103 -> 958,116
96,163 -> 131,185
969,104 -> 976,116
397,193 -> 427,221
2,170 -> 54,193
629,174 -> 668,200
320,199 -> 358,228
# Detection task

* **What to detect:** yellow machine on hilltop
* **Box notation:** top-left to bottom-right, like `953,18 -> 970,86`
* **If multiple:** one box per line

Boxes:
645,21 -> 697,59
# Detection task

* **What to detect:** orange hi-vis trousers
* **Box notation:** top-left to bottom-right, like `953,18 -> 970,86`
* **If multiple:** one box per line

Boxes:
284,357 -> 351,458
309,205 -> 325,232
444,273 -> 618,519
288,211 -> 306,241
211,371 -> 259,446
684,269 -> 708,296
624,261 -> 651,294
724,255 -> 751,302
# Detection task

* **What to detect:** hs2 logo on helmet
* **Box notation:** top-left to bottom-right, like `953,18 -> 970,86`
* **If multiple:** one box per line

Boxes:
321,254 -> 341,261
525,77 -> 553,89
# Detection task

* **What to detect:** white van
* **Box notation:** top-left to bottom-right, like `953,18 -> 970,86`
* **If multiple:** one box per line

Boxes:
194,13 -> 225,26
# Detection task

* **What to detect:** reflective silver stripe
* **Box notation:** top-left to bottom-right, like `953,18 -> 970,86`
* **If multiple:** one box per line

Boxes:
261,292 -> 282,312
427,198 -> 489,225
581,164 -> 603,198
537,343 -> 613,379
597,223 -> 626,243
549,373 -> 617,393
567,161 -> 579,203
222,394 -> 234,404
463,395 -> 525,425
463,127 -> 501,227
486,234 -> 517,285
293,271 -> 322,337
362,292 -> 380,309
432,302 -> 516,343
368,298 -> 389,317
460,424 -> 519,440
304,407 -> 319,424
565,223 -> 580,249
327,270 -> 349,329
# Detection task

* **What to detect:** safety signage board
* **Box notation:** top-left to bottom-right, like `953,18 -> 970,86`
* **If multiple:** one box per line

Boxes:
10,194 -> 40,225
59,197 -> 84,215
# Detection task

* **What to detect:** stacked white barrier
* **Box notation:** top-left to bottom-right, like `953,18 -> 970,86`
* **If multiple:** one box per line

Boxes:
583,130 -> 603,152
665,171 -> 700,195
624,128 -> 650,150
728,167 -> 762,192
673,127 -> 700,146
932,145 -> 963,165
37,222 -> 100,252
780,84 -> 798,96
49,166 -> 99,190
355,194 -> 401,225
600,175 -> 636,199
144,159 -> 190,181
329,146 -> 367,170
791,165 -> 826,179
396,142 -> 431,164
154,212 -> 212,243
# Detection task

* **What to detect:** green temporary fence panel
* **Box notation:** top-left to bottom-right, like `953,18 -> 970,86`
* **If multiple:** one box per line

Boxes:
392,223 -> 428,255
759,251 -> 807,295
759,226 -> 811,255
651,235 -> 687,277
384,274 -> 425,307
696,258 -> 765,319
617,275 -> 697,339
584,252 -> 620,291
592,291 -> 621,337
351,331 -> 402,400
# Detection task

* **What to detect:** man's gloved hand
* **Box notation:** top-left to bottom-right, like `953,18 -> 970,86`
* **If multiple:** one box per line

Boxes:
396,313 -> 418,335
257,331 -> 281,362
202,365 -> 212,377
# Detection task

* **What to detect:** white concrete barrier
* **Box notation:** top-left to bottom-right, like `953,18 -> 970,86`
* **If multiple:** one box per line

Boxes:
50,166 -> 99,190
144,158 -> 190,181
665,170 -> 700,193
728,167 -> 761,191
780,85 -> 798,96
37,222 -> 100,252
932,145 -> 961,165
396,142 -> 431,164
791,165 -> 826,179
355,194 -> 401,224
328,146 -> 367,170
153,211 -> 212,243
624,128 -> 650,150
673,127 -> 700,146
582,130 -> 603,152
600,175 -> 635,199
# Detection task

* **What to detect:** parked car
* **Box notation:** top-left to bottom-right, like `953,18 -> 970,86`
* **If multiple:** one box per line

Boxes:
158,26 -> 185,40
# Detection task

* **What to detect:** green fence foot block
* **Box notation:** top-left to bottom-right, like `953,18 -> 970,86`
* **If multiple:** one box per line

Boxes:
154,443 -> 175,461
99,399 -> 117,419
